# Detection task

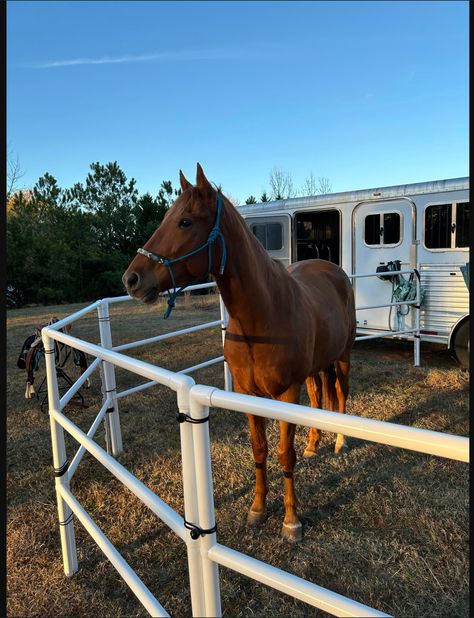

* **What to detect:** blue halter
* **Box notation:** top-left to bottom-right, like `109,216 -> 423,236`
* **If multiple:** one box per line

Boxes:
137,192 -> 227,319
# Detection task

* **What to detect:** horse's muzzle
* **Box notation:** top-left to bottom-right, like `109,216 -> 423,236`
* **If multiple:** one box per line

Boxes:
122,269 -> 160,303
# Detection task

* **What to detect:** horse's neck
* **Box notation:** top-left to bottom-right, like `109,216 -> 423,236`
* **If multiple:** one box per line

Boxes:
214,200 -> 294,330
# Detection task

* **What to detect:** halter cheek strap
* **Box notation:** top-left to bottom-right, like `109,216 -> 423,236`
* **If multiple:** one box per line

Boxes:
137,193 -> 227,319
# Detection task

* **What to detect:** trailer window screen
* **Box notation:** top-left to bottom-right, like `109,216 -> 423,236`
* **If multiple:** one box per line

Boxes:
383,213 -> 400,244
365,215 -> 381,245
365,213 -> 400,245
456,202 -> 469,248
425,204 -> 452,248
251,222 -> 283,250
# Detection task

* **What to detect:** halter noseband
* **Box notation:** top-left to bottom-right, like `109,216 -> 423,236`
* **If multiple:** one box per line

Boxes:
137,192 -> 227,319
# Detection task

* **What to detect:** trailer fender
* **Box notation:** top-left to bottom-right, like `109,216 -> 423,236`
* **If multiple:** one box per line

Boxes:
449,315 -> 470,370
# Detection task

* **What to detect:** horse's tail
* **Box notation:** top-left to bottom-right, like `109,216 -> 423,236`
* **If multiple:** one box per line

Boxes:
320,364 -> 338,411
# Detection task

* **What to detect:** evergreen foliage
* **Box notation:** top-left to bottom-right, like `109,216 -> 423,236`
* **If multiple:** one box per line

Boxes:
6,163 -> 174,306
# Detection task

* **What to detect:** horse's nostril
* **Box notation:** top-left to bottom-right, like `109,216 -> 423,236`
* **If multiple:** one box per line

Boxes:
126,271 -> 140,289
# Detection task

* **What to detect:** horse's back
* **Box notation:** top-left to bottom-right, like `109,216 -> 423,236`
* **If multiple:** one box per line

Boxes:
287,259 -> 353,306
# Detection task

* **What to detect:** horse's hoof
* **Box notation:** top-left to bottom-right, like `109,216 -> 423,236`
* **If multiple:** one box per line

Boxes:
247,509 -> 267,526
281,521 -> 303,542
303,447 -> 318,458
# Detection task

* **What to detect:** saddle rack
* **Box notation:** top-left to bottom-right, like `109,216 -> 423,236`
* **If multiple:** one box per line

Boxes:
18,318 -> 89,413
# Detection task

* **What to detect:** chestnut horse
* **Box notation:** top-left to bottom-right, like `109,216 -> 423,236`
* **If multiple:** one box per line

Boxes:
123,164 -> 356,541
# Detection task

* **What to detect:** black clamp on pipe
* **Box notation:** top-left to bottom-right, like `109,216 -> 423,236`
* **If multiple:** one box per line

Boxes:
184,520 -> 217,540
176,412 -> 210,424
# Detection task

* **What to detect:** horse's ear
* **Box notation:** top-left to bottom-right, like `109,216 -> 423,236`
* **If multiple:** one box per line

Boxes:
179,170 -> 192,192
196,163 -> 212,194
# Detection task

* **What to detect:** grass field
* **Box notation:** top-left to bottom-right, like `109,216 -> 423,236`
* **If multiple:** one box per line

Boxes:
7,292 -> 469,617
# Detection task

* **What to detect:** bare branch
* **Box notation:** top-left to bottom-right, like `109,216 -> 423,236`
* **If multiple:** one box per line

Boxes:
317,176 -> 332,195
269,166 -> 295,200
7,149 -> 26,200
300,172 -> 332,196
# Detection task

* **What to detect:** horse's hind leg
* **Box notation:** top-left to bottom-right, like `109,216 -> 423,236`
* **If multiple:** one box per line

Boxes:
334,359 -> 350,454
276,383 -> 303,542
303,374 -> 322,458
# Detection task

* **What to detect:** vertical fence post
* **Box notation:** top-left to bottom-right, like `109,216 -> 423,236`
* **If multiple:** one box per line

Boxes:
42,328 -> 78,577
176,378 -> 207,617
189,387 -> 221,617
414,269 -> 421,367
97,301 -> 123,456
219,296 -> 233,392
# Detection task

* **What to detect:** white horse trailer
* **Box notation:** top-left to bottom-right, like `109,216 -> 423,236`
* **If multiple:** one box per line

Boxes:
237,177 -> 469,368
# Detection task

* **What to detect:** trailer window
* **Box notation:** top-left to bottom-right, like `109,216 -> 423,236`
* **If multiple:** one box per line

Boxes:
365,215 -> 381,245
456,202 -> 469,248
251,222 -> 283,250
364,212 -> 400,246
425,204 -> 451,248
425,202 -> 469,249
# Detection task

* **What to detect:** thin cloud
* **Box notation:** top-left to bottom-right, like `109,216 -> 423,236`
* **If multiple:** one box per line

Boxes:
26,48 -> 260,69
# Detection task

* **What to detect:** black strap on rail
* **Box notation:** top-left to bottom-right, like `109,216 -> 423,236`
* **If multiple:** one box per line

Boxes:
184,520 -> 217,540
176,412 -> 210,424
58,513 -> 74,527
54,460 -> 69,477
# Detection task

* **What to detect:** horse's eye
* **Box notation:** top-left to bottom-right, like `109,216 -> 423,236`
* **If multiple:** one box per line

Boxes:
179,219 -> 193,229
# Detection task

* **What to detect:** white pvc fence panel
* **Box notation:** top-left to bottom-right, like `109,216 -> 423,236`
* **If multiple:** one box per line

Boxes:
41,276 -> 467,617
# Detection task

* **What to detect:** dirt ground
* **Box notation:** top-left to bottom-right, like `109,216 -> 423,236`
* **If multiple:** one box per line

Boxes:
7,293 -> 469,617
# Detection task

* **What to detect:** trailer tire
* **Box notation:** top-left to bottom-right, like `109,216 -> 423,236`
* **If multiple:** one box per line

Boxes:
452,318 -> 469,370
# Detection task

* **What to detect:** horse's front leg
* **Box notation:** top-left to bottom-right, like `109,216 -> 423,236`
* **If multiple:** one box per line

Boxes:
276,383 -> 302,542
246,413 -> 269,525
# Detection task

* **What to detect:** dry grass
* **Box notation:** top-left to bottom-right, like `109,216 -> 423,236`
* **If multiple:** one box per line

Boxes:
7,292 -> 469,617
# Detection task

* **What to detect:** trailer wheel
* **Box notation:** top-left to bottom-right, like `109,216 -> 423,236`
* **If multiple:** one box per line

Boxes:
452,319 -> 469,370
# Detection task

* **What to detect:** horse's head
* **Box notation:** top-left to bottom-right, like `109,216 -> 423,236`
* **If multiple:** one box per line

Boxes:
123,163 -> 225,307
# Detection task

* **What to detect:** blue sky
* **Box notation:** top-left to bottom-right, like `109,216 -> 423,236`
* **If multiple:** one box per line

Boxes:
7,1 -> 469,204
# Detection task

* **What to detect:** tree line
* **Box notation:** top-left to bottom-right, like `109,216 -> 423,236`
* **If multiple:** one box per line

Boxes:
6,160 -> 332,307
7,162 -> 178,307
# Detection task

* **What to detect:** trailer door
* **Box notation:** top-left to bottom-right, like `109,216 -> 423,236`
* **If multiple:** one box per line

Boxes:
244,215 -> 292,267
353,199 -> 415,331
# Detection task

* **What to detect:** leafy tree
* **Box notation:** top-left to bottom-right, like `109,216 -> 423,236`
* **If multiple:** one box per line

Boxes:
6,162 -> 186,306
245,195 -> 257,204
67,161 -> 138,256
260,191 -> 269,202
133,191 -> 167,246
7,173 -> 76,304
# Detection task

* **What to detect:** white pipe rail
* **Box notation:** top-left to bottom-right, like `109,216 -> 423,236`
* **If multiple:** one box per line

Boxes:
59,484 -> 169,617
114,354 -> 225,400
101,282 -> 218,306
190,385 -> 469,463
350,267 -> 421,366
357,299 -> 417,311
113,320 -> 223,353
48,299 -> 102,331
116,380 -> 159,399
50,405 -> 187,540
42,271 -> 466,617
179,356 -> 225,375
208,543 -> 390,617
68,397 -> 112,478
60,357 -> 100,410
356,329 -> 417,342
348,270 -> 415,278
42,327 -> 194,400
